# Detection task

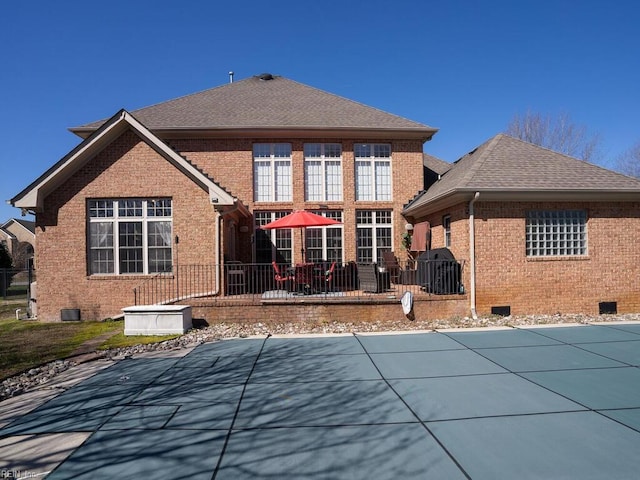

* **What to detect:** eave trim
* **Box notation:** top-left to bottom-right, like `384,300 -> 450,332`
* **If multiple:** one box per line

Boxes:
12,110 -> 237,211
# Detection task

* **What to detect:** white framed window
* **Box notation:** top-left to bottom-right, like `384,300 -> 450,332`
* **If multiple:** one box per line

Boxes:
254,211 -> 293,264
305,211 -> 343,263
253,143 -> 292,202
443,215 -> 451,248
356,210 -> 392,263
304,143 -> 343,201
526,210 -> 587,257
88,199 -> 172,275
355,143 -> 392,201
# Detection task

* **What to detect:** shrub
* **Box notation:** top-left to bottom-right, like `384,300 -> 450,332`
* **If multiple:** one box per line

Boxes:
0,244 -> 12,297
0,243 -> 12,269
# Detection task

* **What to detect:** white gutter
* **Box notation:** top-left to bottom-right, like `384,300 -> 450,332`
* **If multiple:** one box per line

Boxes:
469,192 -> 480,320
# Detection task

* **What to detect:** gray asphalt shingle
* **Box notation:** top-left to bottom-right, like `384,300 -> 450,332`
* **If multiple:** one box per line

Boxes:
73,75 -> 437,135
407,134 -> 640,212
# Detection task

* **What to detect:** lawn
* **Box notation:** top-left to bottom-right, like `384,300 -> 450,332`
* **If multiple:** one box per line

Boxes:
0,302 -> 180,381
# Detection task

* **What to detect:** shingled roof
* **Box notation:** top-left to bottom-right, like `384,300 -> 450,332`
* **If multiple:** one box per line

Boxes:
0,218 -> 35,238
423,153 -> 450,175
12,110 -> 247,214
404,134 -> 640,216
71,74 -> 438,140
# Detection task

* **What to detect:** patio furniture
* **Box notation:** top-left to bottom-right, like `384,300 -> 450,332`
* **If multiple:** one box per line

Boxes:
382,251 -> 402,284
335,261 -> 358,291
325,261 -> 336,285
272,262 -> 294,291
295,263 -> 315,294
381,251 -> 417,284
225,261 -> 246,295
313,261 -> 336,292
357,263 -> 390,293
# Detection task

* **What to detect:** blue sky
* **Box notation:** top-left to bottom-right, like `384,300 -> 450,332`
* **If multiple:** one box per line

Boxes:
1,0 -> 639,222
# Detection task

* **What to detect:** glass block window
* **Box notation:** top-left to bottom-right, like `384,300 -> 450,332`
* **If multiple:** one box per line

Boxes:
304,143 -> 343,201
355,144 -> 392,201
305,211 -> 343,263
356,210 -> 392,263
526,210 -> 587,257
88,199 -> 172,275
254,211 -> 293,264
254,143 -> 292,202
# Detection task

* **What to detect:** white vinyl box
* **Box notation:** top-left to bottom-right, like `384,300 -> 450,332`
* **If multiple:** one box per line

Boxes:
123,305 -> 192,335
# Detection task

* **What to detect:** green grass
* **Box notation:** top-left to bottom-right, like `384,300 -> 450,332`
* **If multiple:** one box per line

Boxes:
0,316 -> 121,380
0,302 -> 184,381
1,285 -> 28,300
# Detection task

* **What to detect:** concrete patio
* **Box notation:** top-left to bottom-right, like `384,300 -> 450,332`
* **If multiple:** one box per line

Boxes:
2,322 -> 640,479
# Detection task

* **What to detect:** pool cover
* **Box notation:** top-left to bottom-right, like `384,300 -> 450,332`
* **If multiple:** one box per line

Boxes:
2,323 -> 640,479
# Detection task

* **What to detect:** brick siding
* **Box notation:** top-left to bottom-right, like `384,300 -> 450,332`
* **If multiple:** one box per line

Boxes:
170,138 -> 424,264
35,131 -> 426,321
35,131 -> 218,321
419,200 -> 640,316
188,297 -> 468,325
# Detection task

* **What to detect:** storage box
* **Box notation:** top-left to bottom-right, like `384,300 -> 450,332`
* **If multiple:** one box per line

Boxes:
122,305 -> 192,335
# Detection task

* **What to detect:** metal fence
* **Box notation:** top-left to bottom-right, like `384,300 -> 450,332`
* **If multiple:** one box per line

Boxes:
133,264 -> 217,306
0,268 -> 35,302
133,260 -> 465,306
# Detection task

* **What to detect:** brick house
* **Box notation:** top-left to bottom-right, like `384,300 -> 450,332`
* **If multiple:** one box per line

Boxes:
11,75 -> 640,322
11,74 -> 438,321
403,134 -> 640,316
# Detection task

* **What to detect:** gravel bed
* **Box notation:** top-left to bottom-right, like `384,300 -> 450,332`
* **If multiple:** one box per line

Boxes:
2,313 -> 639,402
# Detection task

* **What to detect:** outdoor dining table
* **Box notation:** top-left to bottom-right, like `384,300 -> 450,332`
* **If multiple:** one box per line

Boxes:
288,262 -> 335,294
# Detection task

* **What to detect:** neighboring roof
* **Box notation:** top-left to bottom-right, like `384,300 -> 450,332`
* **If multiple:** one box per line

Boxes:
11,110 -> 247,214
404,133 -> 640,217
1,218 -> 35,235
423,153 -> 450,175
70,74 -> 438,141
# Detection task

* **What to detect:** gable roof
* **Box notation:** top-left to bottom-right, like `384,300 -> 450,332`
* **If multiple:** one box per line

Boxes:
404,133 -> 640,217
70,74 -> 438,141
11,110 -> 246,214
1,218 -> 35,236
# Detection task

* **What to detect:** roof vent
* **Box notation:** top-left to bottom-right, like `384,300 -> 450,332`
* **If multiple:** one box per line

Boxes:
258,73 -> 274,81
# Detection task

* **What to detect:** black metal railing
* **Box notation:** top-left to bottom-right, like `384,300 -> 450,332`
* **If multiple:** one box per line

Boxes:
133,265 -> 217,306
133,260 -> 466,306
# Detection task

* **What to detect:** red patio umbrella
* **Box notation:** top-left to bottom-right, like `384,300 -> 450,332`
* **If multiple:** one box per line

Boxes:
261,210 -> 342,262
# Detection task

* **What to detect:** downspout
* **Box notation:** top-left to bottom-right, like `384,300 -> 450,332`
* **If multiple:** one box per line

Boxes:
165,199 -> 240,303
469,192 -> 480,320
215,212 -> 222,296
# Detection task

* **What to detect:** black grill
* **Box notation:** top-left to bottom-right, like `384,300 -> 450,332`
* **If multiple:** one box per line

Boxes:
416,248 -> 462,295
